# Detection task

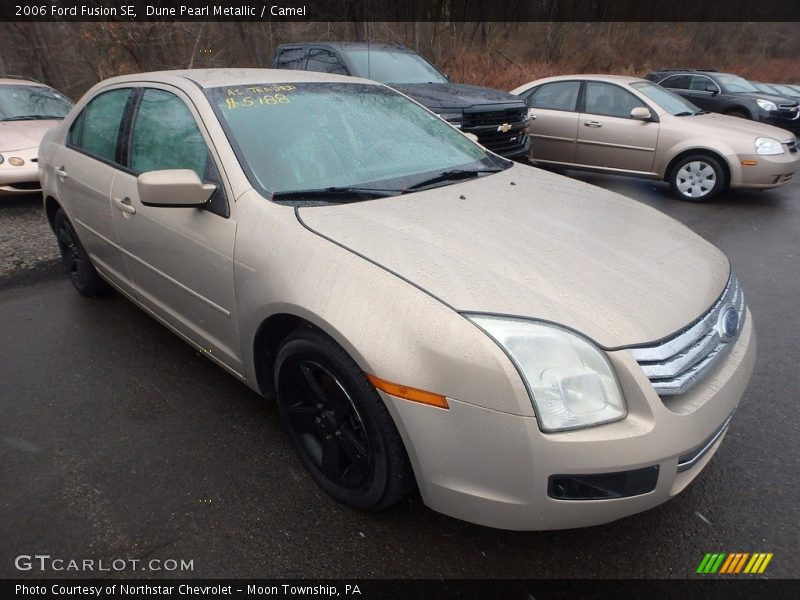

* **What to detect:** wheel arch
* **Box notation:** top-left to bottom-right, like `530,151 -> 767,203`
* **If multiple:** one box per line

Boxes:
44,195 -> 62,232
724,105 -> 753,119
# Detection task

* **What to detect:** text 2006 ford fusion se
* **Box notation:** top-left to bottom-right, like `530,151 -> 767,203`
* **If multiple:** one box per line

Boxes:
39,69 -> 755,530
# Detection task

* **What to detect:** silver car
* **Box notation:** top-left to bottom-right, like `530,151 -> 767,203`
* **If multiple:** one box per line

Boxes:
39,69 -> 755,530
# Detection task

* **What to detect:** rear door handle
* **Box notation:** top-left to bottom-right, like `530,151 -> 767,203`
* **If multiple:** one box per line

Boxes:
55,167 -> 68,178
112,197 -> 136,214
584,120 -> 602,128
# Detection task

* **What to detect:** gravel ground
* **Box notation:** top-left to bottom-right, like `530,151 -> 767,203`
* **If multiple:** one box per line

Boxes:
0,193 -> 59,276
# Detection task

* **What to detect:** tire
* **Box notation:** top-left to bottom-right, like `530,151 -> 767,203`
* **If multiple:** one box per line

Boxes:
53,208 -> 111,296
668,154 -> 726,202
274,328 -> 415,510
725,109 -> 750,119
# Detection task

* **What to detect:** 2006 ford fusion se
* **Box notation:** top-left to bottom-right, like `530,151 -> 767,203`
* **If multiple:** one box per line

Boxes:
39,69 -> 755,530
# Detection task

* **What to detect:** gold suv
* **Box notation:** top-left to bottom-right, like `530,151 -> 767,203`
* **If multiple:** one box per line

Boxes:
511,75 -> 798,201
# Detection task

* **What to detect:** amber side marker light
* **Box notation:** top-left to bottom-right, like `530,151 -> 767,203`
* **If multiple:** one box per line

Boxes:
741,160 -> 758,166
366,374 -> 449,409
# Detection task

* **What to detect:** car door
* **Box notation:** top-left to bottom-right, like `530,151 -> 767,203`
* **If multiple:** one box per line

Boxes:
109,86 -> 243,375
521,80 -> 581,164
683,75 -> 721,111
51,87 -> 136,293
574,81 -> 658,174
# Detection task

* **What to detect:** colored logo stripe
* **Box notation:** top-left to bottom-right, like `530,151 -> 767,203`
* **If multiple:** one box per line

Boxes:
697,553 -> 773,574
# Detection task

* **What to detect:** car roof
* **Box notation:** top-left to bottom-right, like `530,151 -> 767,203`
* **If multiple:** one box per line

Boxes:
527,74 -> 649,85
91,68 -> 379,90
278,42 -> 410,52
0,77 -> 47,87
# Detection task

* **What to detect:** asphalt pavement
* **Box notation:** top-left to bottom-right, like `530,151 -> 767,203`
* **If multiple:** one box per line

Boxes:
1,174 -> 798,579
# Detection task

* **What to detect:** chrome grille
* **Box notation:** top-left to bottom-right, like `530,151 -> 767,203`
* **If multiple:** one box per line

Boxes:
630,274 -> 745,396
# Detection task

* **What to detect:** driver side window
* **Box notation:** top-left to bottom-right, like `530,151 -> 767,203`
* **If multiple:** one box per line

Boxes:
129,88 -> 228,217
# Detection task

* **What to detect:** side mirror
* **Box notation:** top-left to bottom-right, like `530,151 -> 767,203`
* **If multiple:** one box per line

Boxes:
705,83 -> 719,95
464,132 -> 479,143
630,106 -> 652,121
137,169 -> 216,208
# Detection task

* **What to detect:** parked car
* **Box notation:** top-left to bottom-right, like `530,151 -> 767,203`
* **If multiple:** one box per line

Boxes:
510,75 -> 798,201
767,83 -> 800,100
0,76 -> 72,196
272,42 -> 530,159
645,69 -> 800,134
40,69 -> 755,530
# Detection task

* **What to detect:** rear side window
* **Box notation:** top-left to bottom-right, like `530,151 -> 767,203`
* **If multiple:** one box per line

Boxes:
527,81 -> 581,111
305,49 -> 347,75
584,82 -> 645,119
69,88 -> 131,163
275,47 -> 308,70
660,74 -> 691,90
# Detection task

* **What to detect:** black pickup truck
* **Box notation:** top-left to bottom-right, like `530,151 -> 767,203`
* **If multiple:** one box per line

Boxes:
273,42 -> 530,159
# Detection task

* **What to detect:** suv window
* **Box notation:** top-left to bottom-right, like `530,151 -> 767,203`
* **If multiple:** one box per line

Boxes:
690,76 -> 718,92
527,81 -> 580,111
130,88 -> 228,217
275,47 -> 308,70
584,82 -> 645,118
660,74 -> 692,90
306,49 -> 347,75
69,88 -> 131,163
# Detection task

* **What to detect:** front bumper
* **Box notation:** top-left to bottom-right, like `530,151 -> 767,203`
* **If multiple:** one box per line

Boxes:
727,150 -> 799,189
383,310 -> 756,530
0,146 -> 41,196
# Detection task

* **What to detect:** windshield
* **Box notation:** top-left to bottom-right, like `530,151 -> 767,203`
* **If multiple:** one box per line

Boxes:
341,49 -> 448,84
0,85 -> 72,120
716,74 -> 759,93
206,82 -> 500,199
630,81 -> 700,115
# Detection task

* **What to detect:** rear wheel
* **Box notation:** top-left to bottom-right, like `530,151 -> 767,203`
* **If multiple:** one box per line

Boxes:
669,155 -> 725,202
53,208 -> 111,296
274,328 -> 415,510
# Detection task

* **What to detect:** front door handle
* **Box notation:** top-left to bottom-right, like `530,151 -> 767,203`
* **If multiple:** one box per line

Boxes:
112,197 -> 136,214
584,120 -> 602,128
55,167 -> 68,178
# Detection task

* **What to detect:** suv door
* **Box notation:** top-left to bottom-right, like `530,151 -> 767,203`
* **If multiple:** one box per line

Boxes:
54,87 -> 135,292
109,86 -> 243,374
521,81 -> 581,164
574,81 -> 658,173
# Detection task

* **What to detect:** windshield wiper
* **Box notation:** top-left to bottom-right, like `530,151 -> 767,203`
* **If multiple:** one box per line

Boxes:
271,186 -> 401,203
0,114 -> 64,121
404,168 -> 503,191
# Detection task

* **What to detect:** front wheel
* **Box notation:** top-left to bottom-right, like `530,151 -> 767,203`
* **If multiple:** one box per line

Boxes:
274,328 -> 415,510
668,155 -> 725,202
53,208 -> 111,296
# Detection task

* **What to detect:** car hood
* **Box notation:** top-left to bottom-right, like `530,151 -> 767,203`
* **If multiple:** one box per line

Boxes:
0,119 -> 61,152
297,165 -> 730,349
389,83 -> 526,110
679,112 -> 797,139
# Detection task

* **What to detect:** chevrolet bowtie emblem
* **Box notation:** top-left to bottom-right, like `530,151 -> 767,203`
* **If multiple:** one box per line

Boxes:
497,123 -> 512,133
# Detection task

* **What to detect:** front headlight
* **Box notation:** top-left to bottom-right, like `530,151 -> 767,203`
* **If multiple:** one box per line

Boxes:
756,98 -> 778,111
755,137 -> 784,155
465,315 -> 626,432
